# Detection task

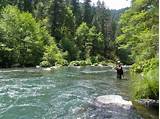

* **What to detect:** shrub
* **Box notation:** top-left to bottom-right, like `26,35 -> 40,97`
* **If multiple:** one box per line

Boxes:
69,60 -> 92,66
42,43 -> 64,66
85,58 -> 92,65
90,55 -> 104,63
0,5 -> 63,67
131,58 -> 159,73
131,68 -> 159,100
40,61 -> 51,67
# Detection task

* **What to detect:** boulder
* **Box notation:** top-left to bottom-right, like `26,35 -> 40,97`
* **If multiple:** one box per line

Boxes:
95,95 -> 132,110
87,95 -> 139,119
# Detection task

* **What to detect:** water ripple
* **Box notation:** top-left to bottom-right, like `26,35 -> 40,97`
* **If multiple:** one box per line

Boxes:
0,67 -> 157,119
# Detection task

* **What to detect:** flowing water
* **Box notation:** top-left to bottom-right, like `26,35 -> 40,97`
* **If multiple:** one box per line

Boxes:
0,66 -> 158,119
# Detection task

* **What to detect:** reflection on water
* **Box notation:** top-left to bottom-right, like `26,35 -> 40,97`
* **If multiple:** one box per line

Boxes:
0,66 -> 158,119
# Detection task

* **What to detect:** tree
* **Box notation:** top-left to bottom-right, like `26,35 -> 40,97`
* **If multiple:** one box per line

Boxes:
116,0 -> 158,64
0,0 -> 33,12
75,22 -> 90,59
116,0 -> 159,100
60,27 -> 79,61
32,0 -> 52,19
75,22 -> 104,60
48,0 -> 66,41
70,0 -> 82,26
41,41 -> 64,66
92,1 -> 114,59
88,26 -> 104,57
49,0 -> 76,43
0,5 -> 63,67
83,0 -> 92,25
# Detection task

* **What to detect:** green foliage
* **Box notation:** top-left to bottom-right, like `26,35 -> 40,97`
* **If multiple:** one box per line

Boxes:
75,22 -> 104,60
116,0 -> 158,64
131,58 -> 159,73
69,0 -> 82,26
69,59 -> 92,66
117,45 -> 134,65
131,68 -> 159,100
0,6 -> 43,66
40,61 -> 51,67
92,1 -> 114,58
49,0 -> 75,42
117,0 -> 159,100
0,0 -> 33,12
0,5 -> 63,67
83,0 -> 92,25
75,22 -> 91,59
32,0 -> 52,19
42,42 -> 64,66
90,55 -> 104,63
89,26 -> 105,56
60,27 -> 78,61
0,0 -> 130,67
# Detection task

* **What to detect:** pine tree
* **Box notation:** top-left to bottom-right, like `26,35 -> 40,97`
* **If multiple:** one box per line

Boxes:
49,0 -> 66,42
83,0 -> 92,25
70,0 -> 82,26
92,1 -> 113,58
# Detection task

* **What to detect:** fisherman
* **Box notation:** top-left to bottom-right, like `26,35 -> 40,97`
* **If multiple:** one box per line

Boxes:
115,61 -> 123,79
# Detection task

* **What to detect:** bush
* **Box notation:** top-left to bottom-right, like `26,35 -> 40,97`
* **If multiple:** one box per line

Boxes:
90,55 -> 104,63
131,58 -> 159,73
131,68 -> 159,100
69,60 -> 92,66
69,61 -> 80,66
40,61 -> 51,67
42,43 -> 64,66
85,58 -> 92,65
117,45 -> 134,65
61,60 -> 69,66
0,5 -> 63,67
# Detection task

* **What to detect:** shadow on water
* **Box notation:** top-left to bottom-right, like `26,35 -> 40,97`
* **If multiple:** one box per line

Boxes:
0,66 -> 158,119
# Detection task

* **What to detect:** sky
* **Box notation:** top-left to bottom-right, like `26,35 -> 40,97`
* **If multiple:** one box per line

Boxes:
80,0 -> 132,10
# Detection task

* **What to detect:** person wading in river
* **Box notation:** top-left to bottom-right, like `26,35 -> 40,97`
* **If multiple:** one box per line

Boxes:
115,61 -> 124,79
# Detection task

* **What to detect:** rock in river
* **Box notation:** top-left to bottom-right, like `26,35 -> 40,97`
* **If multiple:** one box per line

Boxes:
87,95 -> 138,119
136,99 -> 159,109
95,95 -> 132,110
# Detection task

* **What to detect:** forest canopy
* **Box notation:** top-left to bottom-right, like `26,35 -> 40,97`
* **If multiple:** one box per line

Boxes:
0,0 -> 126,67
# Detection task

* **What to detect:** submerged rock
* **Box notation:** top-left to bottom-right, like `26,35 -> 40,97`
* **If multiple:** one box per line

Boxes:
95,95 -> 132,110
136,99 -> 159,109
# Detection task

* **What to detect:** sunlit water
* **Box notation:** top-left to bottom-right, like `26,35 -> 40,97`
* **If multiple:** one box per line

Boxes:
0,66 -> 158,119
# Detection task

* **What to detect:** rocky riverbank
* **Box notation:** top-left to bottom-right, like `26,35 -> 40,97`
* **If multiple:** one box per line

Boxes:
136,99 -> 159,109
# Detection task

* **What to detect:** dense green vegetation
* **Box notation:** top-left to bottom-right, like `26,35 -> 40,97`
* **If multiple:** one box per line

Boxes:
0,0 -> 122,67
116,0 -> 159,99
0,5 -> 63,67
0,0 -> 158,100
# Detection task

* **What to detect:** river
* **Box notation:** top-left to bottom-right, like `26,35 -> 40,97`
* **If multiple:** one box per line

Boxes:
0,66 -> 158,119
